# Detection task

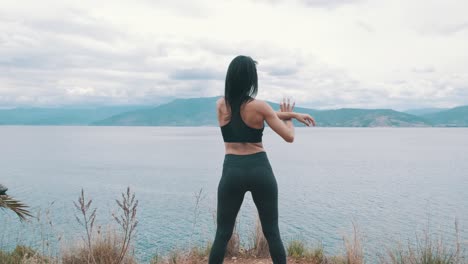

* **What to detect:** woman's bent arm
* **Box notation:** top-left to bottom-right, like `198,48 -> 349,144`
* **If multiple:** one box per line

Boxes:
283,119 -> 294,142
259,101 -> 295,143
276,111 -> 297,120
277,111 -> 316,126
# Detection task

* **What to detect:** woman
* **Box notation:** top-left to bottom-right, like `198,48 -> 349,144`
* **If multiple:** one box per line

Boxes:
209,55 -> 315,264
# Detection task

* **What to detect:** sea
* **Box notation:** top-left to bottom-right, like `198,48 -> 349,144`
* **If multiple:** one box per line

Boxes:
1,127 -> 467,262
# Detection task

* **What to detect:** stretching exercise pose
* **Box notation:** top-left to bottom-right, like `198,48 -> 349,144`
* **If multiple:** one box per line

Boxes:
209,55 -> 315,264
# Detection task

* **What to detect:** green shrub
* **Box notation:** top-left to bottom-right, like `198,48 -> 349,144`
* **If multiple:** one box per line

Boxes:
0,245 -> 48,264
287,239 -> 306,257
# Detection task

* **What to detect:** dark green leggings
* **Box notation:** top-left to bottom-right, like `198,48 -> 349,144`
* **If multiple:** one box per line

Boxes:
209,151 -> 287,264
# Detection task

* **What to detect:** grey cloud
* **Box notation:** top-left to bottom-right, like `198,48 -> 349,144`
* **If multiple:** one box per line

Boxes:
1,3 -> 467,109
355,20 -> 375,33
0,10 -> 229,107
372,78 -> 468,110
27,19 -> 121,43
391,80 -> 407,85
259,60 -> 468,110
253,0 -> 360,8
266,66 -> 299,76
0,13 -> 136,71
300,0 -> 360,8
260,63 -> 373,108
0,8 -> 123,44
169,68 -> 224,80
420,21 -> 468,36
454,86 -> 468,98
412,66 -> 436,74
437,22 -> 468,35
141,0 -> 212,18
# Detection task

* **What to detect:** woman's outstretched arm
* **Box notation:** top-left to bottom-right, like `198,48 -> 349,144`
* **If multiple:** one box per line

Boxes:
276,111 -> 316,126
276,111 -> 297,120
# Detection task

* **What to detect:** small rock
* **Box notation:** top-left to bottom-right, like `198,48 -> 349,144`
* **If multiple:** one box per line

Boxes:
231,257 -> 237,260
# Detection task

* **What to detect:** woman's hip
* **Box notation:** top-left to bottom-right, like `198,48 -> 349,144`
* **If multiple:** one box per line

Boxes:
223,151 -> 271,168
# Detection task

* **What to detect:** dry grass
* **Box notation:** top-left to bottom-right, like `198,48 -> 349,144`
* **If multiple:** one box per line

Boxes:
61,187 -> 139,264
0,245 -> 50,264
379,220 -> 465,264
1,188 -> 466,264
112,187 -> 139,264
250,215 -> 270,258
73,189 -> 97,264
3,216 -> 462,264
286,240 -> 326,264
343,222 -> 364,264
61,228 -> 136,264
224,212 -> 270,258
226,223 -> 241,257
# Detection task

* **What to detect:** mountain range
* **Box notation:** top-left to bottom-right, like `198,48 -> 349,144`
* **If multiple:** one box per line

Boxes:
0,96 -> 467,127
0,106 -> 150,125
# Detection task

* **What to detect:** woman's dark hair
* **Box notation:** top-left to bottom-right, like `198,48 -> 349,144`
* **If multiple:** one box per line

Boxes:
224,55 -> 258,121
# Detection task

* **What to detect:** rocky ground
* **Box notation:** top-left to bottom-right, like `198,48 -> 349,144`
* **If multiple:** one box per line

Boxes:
196,256 -> 318,264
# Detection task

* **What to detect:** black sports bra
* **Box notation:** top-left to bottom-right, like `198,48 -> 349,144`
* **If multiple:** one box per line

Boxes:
220,111 -> 264,143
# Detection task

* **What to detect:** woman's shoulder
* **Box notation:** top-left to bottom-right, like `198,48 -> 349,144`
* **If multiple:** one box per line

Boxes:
216,96 -> 225,107
216,96 -> 226,112
216,96 -> 268,111
248,98 -> 270,111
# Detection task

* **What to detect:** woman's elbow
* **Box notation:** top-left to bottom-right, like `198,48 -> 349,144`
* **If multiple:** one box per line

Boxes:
284,134 -> 294,143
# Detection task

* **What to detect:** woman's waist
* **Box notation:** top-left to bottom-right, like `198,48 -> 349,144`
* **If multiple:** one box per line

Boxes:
223,151 -> 271,167
224,142 -> 264,154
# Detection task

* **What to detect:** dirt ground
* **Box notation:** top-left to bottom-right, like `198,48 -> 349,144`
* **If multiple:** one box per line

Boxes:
198,256 -> 315,264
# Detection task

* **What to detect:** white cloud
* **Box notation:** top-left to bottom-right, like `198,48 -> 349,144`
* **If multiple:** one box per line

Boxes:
0,0 -> 467,109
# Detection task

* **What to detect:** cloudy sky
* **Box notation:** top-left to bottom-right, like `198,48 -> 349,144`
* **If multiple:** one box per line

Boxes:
1,0 -> 467,109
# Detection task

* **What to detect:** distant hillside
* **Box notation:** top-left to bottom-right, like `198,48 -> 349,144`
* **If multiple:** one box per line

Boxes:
404,108 -> 448,116
0,106 -> 149,125
93,97 -> 217,126
301,108 -> 430,127
422,106 -> 468,126
2,97 -> 465,127
94,96 -> 432,127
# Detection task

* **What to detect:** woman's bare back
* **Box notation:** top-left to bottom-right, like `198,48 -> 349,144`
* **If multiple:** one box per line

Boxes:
216,97 -> 265,155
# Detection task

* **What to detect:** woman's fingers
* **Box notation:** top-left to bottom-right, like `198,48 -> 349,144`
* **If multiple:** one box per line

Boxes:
280,96 -> 296,112
296,114 -> 308,126
309,117 -> 316,126
280,97 -> 291,112
297,114 -> 316,126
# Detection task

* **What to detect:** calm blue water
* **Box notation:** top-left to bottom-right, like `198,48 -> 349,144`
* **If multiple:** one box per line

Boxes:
1,127 -> 467,262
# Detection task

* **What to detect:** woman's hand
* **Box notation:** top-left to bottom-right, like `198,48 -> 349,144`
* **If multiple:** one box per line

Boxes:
260,100 -> 295,142
280,96 -> 295,113
295,113 -> 316,127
